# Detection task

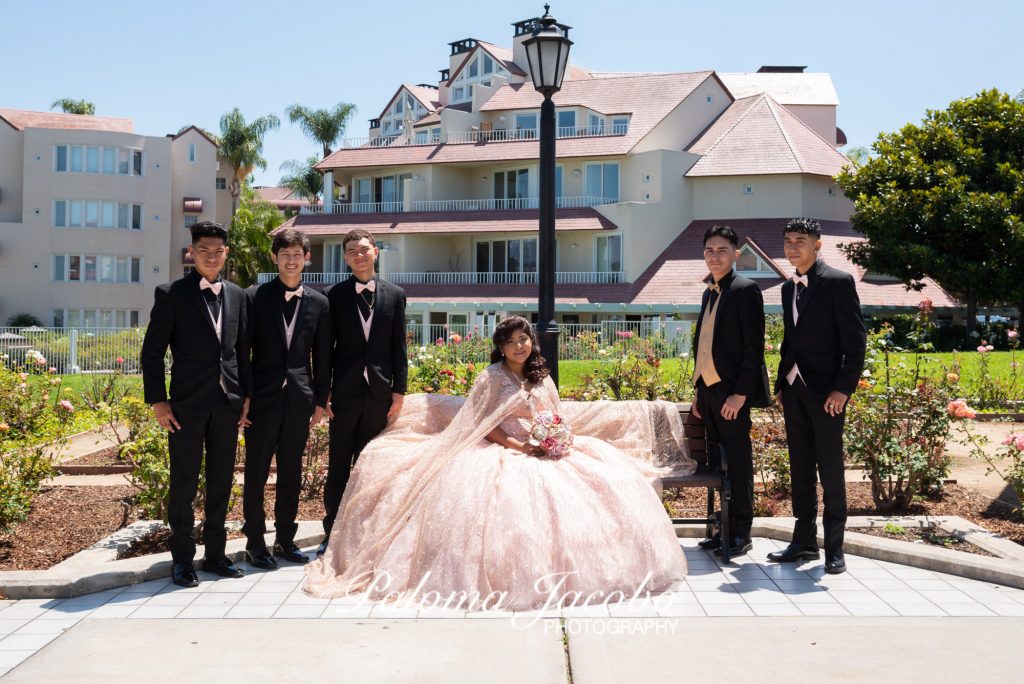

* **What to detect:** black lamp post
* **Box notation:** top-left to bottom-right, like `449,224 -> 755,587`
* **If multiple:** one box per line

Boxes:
523,4 -> 572,385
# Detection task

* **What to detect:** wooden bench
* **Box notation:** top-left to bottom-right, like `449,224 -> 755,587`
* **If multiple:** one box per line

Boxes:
660,403 -> 733,561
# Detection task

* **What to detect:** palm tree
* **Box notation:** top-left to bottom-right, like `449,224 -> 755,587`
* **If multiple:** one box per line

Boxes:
51,98 -> 95,115
279,157 -> 324,205
227,186 -> 283,286
285,102 -> 357,158
217,108 -> 281,216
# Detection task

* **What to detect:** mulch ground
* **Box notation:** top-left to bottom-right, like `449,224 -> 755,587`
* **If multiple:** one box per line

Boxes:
0,485 -> 326,571
663,481 -> 1024,548
2,480 -> 1020,571
853,525 -> 994,557
62,445 -> 123,466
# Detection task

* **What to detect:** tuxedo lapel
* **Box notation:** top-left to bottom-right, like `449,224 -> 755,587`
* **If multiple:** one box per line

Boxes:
190,279 -> 219,342
220,281 -> 234,352
367,280 -> 389,348
270,281 -> 288,350
795,261 -> 824,322
711,281 -> 729,340
291,287 -> 311,356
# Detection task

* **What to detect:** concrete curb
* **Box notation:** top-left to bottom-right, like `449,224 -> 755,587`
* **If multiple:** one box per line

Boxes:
0,520 -> 325,599
673,516 -> 1024,590
3,515 -> 1023,600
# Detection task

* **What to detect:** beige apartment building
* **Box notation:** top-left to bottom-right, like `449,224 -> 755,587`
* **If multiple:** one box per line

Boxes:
275,12 -> 954,341
0,111 -> 231,327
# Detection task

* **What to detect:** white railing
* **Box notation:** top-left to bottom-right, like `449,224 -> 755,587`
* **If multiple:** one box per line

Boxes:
406,321 -> 691,361
388,271 -> 624,285
301,196 -> 617,215
0,326 -> 147,374
256,272 -> 351,286
332,122 -> 630,150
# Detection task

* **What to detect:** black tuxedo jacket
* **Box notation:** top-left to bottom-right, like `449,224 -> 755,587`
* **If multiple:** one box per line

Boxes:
243,278 -> 331,416
327,276 -> 408,403
775,260 -> 867,397
141,271 -> 250,413
693,271 -> 771,407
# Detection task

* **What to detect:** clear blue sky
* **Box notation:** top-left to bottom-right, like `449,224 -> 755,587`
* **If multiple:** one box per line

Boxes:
3,0 -> 1020,186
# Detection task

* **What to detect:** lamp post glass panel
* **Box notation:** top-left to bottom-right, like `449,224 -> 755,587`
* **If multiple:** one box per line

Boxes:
523,5 -> 572,385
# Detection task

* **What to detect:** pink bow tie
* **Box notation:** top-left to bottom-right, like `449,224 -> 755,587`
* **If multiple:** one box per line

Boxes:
355,280 -> 376,294
199,277 -> 222,296
284,286 -> 304,302
792,274 -> 809,287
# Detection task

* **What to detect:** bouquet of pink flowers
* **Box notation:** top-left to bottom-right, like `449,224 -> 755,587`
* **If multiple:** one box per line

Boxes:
519,411 -> 574,457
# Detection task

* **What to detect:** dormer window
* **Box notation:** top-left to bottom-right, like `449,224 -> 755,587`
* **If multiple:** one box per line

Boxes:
735,244 -> 777,278
451,51 -> 508,103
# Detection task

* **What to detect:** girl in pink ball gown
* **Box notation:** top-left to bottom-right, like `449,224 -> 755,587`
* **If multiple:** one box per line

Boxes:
304,316 -> 693,611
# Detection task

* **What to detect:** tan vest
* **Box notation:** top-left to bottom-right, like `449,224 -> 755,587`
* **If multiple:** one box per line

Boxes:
692,287 -> 722,386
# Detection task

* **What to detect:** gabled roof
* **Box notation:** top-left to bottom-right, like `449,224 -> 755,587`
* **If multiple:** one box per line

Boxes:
685,94 -> 851,177
319,71 -> 715,170
447,42 -> 526,85
0,108 -> 133,133
628,218 -> 957,308
378,84 -> 441,120
412,111 -> 442,128
254,186 -> 320,209
718,72 -> 839,106
736,236 -> 789,279
173,125 -> 218,147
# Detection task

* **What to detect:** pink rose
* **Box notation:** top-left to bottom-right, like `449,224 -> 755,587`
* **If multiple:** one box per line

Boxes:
116,356 -> 124,364
1008,330 -> 1019,340
1016,436 -> 1024,452
977,346 -> 988,354
946,399 -> 976,420
34,356 -> 47,366
765,343 -> 774,351
48,366 -> 57,374
541,436 -> 558,452
58,399 -> 74,413
449,334 -> 462,344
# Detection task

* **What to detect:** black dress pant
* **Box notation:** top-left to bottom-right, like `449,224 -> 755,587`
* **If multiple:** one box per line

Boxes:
323,390 -> 390,537
167,392 -> 240,564
242,391 -> 312,550
696,379 -> 754,540
780,380 -> 848,558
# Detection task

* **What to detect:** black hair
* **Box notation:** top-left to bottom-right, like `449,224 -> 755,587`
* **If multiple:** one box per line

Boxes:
272,228 -> 311,254
490,316 -> 550,384
190,220 -> 228,244
784,217 -> 821,238
703,224 -> 738,247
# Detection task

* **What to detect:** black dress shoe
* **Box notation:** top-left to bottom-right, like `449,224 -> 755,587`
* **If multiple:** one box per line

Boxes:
274,542 -> 310,564
246,548 -> 278,570
697,535 -> 721,551
171,562 -> 199,588
824,557 -> 847,575
767,544 -> 821,563
201,557 -> 245,578
713,537 -> 753,557
316,540 -> 329,557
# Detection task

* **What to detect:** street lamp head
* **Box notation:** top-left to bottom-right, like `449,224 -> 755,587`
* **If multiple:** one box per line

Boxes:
523,5 -> 573,97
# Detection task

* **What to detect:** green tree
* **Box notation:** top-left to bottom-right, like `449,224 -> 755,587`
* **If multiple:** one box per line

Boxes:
836,89 -> 1024,343
5,313 -> 43,328
844,145 -> 871,166
217,108 -> 281,216
285,102 -> 357,158
50,98 -> 95,115
279,157 -> 324,205
227,185 -> 284,287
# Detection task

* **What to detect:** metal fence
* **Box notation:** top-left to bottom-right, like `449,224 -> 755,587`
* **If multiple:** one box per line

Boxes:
406,321 -> 693,362
0,321 -> 693,374
0,327 -> 147,374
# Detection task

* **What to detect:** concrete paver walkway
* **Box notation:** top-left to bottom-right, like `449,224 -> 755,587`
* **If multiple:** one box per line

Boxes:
1,538 -> 1023,679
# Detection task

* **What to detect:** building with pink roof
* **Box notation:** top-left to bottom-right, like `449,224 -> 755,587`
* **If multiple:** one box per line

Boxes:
260,11 -> 954,341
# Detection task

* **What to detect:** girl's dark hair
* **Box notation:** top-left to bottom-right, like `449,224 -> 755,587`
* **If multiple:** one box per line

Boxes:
490,316 -> 549,384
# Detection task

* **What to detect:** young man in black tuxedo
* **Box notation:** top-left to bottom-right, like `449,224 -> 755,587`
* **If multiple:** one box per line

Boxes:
240,229 -> 330,569
691,225 -> 770,558
767,218 -> 866,574
320,229 -> 408,555
140,221 -> 250,587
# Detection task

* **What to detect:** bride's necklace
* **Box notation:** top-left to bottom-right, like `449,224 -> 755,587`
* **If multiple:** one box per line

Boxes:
503,364 -> 529,391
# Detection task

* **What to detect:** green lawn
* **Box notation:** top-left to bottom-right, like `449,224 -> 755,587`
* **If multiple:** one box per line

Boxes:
557,351 -> 1020,391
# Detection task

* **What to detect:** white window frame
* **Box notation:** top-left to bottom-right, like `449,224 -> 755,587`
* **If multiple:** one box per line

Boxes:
584,162 -> 620,203
594,233 -> 624,275
734,244 -> 777,279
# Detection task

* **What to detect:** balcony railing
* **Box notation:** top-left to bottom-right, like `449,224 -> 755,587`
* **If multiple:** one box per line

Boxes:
332,123 -> 629,150
300,196 -> 617,215
256,271 -> 625,286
